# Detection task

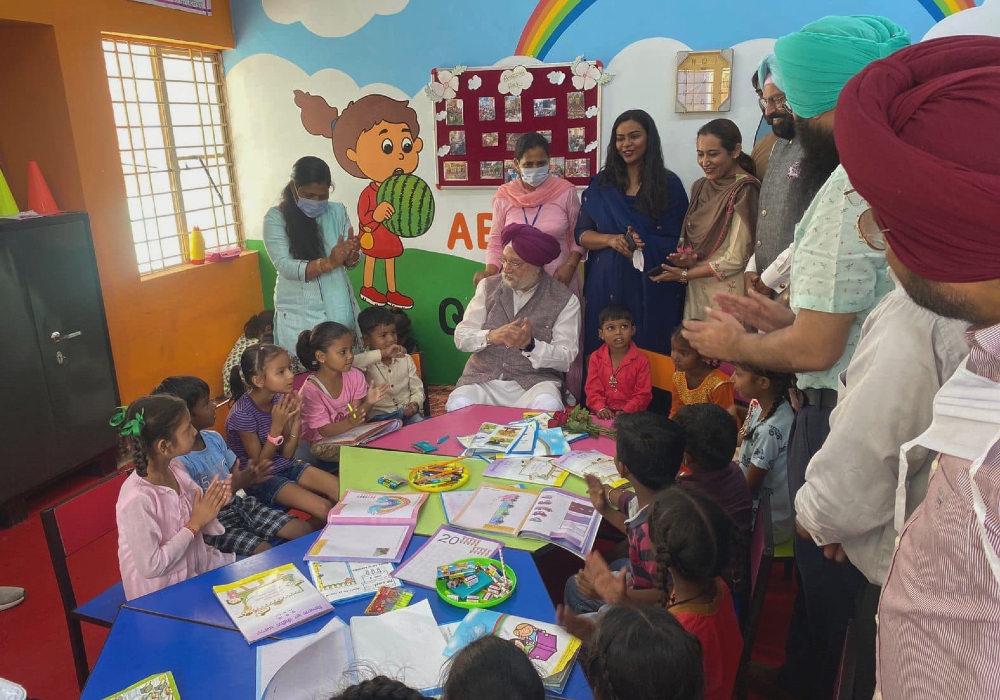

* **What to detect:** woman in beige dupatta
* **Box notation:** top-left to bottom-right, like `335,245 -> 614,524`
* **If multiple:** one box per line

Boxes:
651,119 -> 760,320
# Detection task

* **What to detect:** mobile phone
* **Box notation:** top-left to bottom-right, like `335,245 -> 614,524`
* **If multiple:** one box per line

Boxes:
646,267 -> 664,279
624,229 -> 637,253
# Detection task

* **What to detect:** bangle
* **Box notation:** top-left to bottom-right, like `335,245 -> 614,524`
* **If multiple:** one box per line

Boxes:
680,268 -> 689,285
184,524 -> 198,537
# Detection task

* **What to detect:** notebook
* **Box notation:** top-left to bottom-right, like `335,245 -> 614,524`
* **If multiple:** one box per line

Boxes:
304,491 -> 427,563
310,418 -> 402,448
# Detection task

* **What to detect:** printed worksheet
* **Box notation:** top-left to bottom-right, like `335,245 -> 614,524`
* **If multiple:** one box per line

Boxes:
307,561 -> 399,603
394,526 -> 502,589
451,484 -> 536,536
483,456 -> 568,486
555,450 -> 628,487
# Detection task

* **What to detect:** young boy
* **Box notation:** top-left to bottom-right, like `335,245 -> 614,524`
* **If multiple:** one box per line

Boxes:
392,309 -> 419,354
153,376 -> 314,556
563,411 -> 686,611
585,304 -> 652,419
352,307 -> 425,425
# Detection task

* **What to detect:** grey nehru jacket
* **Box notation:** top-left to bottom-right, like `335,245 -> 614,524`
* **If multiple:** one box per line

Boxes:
456,272 -> 572,391
755,139 -> 809,273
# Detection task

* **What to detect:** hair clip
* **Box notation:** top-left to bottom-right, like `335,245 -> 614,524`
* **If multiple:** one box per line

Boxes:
110,406 -> 145,437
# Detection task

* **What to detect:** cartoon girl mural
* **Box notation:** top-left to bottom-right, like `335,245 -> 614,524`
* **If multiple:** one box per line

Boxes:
295,91 -> 425,309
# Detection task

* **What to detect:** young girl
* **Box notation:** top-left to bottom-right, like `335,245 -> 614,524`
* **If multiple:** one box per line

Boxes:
443,635 -> 545,700
226,343 -> 340,524
668,324 -> 735,419
328,677 -> 422,700
297,322 -> 389,465
115,395 -> 233,601
580,605 -> 705,700
581,487 -> 743,700
733,363 -> 796,544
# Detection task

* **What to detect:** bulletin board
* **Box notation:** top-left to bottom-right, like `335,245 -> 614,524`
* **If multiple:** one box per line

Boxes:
427,60 -> 608,188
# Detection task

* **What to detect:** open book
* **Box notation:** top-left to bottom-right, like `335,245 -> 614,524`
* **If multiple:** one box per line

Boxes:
461,421 -> 536,458
213,563 -> 333,643
305,491 -> 427,563
483,456 -> 569,487
310,418 -> 402,448
555,450 -> 628,488
450,483 -> 601,558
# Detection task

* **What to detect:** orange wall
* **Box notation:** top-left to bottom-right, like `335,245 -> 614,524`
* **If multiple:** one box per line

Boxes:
0,0 -> 263,409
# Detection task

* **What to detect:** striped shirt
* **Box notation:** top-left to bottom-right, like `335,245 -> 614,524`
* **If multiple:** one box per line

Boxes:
876,324 -> 1000,699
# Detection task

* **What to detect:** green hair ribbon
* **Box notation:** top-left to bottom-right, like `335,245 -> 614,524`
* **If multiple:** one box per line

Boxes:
109,406 -> 145,437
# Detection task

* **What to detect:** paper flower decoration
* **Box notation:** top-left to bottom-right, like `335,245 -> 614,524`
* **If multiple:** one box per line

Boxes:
547,70 -> 566,85
435,110 -> 447,121
468,74 -> 482,90
584,140 -> 599,153
570,56 -> 614,90
585,105 -> 600,118
498,65 -> 534,96
437,145 -> 452,157
424,66 -> 466,103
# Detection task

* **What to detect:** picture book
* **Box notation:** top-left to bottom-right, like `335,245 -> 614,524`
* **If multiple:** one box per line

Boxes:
102,671 -> 180,700
394,525 -> 502,589
452,484 -> 601,558
326,491 -> 427,525
213,563 -> 333,643
462,421 -> 534,457
307,561 -> 399,603
443,609 -> 582,693
555,450 -> 629,488
256,616 -> 354,700
522,412 -> 587,443
483,456 -> 569,487
440,489 -> 475,524
534,427 -> 572,456
304,523 -> 414,563
350,599 -> 449,692
310,418 -> 402,448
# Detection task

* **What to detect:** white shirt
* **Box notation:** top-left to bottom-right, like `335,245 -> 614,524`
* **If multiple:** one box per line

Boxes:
454,277 -> 581,375
794,286 -> 968,584
746,244 -> 793,293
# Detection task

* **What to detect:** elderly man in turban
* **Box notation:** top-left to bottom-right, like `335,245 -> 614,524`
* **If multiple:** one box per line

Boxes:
834,35 -> 1000,700
743,53 -> 810,298
447,223 -> 581,412
682,16 -> 911,700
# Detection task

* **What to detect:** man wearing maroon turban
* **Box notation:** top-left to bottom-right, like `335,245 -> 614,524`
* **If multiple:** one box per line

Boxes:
447,223 -> 581,411
835,35 -> 1000,699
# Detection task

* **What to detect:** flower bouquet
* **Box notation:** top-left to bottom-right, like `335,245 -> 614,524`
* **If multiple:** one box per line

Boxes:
548,406 -> 616,439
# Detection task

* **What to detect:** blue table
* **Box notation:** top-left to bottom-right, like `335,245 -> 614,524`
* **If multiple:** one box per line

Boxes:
80,608 -> 255,699
119,533 -> 591,698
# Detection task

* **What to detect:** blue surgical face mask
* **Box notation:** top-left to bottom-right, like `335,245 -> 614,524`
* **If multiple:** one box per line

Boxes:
520,166 -> 549,188
295,185 -> 331,219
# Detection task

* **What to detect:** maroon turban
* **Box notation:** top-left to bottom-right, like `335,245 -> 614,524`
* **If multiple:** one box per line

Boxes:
836,36 -> 1000,283
500,223 -> 561,268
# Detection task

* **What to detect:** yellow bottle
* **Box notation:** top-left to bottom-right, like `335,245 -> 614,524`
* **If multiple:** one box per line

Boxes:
189,226 -> 205,265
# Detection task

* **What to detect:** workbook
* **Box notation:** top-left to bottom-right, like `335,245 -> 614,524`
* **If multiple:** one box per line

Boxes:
451,483 -> 602,558
256,616 -> 355,700
462,421 -> 535,457
440,490 -> 476,524
309,418 -> 402,448
213,563 -> 333,643
555,450 -> 629,488
443,609 -> 582,693
307,561 -> 400,603
326,490 -> 428,525
304,523 -> 414,563
483,456 -> 569,487
393,525 -> 502,589
102,671 -> 180,700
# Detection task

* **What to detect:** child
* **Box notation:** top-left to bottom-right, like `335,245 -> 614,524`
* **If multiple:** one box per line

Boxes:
329,677 -> 422,700
392,308 -> 420,354
668,324 -> 735,419
296,322 -> 390,464
352,306 -> 425,425
224,311 -> 273,397
226,343 -> 340,524
114,395 -> 233,600
584,304 -> 652,419
579,605 -> 705,700
733,363 -> 795,544
583,487 -> 744,700
443,636 -> 545,700
153,376 -> 314,555
565,412 -> 686,611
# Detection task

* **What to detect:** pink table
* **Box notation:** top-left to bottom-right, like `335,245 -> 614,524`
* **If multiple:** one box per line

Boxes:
366,404 -> 616,457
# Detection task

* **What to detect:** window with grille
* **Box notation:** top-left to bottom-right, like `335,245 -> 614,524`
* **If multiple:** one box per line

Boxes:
102,37 -> 243,274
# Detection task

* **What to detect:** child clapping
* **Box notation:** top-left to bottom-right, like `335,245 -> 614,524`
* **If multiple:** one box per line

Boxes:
352,307 -> 425,424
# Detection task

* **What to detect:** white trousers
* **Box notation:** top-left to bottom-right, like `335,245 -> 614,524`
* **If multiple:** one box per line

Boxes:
446,380 -> 565,413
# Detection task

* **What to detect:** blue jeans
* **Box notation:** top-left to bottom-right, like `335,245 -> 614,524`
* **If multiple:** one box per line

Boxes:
563,558 -> 629,613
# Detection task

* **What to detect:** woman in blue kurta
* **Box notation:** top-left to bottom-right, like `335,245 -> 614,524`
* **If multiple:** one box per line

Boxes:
575,110 -> 688,358
263,156 -> 361,355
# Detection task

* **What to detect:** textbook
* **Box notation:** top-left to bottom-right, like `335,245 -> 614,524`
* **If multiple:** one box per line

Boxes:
213,563 -> 333,643
443,609 -> 582,693
310,418 -> 402,448
102,671 -> 180,700
451,483 -> 601,558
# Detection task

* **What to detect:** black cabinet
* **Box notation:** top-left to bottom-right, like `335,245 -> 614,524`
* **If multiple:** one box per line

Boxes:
0,213 -> 119,525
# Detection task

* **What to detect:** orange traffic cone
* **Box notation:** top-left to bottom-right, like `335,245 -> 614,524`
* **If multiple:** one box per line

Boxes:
27,161 -> 59,215
0,166 -> 17,216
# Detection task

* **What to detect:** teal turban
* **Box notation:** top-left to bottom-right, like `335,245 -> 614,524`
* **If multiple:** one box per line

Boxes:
775,15 -> 911,118
757,54 -> 783,90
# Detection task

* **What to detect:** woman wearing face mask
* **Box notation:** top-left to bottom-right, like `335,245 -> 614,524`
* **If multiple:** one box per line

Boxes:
263,156 -> 362,358
474,132 -> 585,399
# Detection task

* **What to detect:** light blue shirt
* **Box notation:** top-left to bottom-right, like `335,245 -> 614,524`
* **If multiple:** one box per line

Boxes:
789,165 -> 894,391
177,430 -> 237,491
263,203 -> 360,353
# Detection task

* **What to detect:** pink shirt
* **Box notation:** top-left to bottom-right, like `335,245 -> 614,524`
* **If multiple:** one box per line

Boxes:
299,369 -> 369,443
487,184 -> 583,291
116,461 -> 233,601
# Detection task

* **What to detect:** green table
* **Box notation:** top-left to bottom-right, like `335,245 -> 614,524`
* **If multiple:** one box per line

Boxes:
338,447 -> 593,552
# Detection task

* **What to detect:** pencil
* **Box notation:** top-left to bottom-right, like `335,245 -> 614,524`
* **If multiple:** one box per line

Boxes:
498,546 -> 508,588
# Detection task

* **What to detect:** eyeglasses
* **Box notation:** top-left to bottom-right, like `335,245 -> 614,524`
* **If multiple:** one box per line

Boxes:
758,95 -> 793,114
499,257 -> 524,270
845,189 -> 889,251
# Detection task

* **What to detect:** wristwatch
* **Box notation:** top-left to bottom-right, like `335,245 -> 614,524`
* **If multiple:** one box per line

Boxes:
523,338 -> 536,353
267,434 -> 284,446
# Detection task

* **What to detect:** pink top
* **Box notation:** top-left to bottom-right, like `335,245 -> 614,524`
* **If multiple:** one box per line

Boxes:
116,460 -> 234,601
487,181 -> 583,286
300,369 -> 369,443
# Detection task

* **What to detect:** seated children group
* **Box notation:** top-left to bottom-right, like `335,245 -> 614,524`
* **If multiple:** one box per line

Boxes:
114,301 -> 786,700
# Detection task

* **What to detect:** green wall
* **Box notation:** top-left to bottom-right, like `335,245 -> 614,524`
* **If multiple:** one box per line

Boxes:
247,239 -> 477,385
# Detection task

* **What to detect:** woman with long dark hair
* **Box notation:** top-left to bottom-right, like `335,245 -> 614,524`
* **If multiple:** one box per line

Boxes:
575,109 -> 689,358
262,156 -> 361,356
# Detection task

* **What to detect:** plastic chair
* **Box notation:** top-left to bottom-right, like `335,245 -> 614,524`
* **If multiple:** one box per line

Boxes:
411,352 -> 433,419
41,470 -> 130,690
638,348 -> 675,416
733,495 -> 775,699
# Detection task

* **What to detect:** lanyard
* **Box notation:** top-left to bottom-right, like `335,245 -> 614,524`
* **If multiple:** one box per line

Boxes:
521,205 -> 543,228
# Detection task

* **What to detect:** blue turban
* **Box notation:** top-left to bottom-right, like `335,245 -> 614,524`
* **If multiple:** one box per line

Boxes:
775,15 -> 911,119
757,54 -> 783,90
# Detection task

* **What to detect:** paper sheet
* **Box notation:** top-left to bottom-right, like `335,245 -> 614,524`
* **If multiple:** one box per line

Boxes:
350,599 -> 449,692
304,523 -> 413,563
440,490 -> 476,523
394,525 -> 502,589
257,617 -> 354,700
